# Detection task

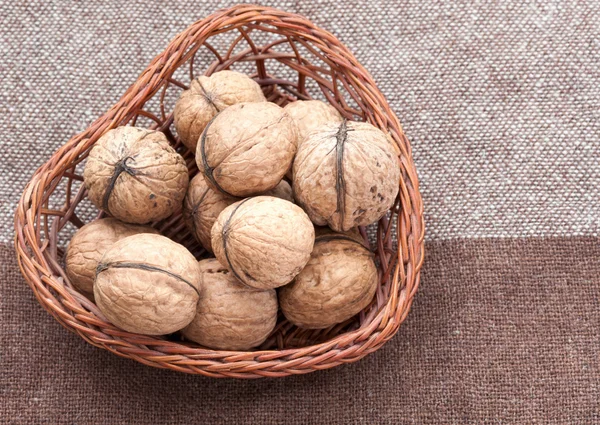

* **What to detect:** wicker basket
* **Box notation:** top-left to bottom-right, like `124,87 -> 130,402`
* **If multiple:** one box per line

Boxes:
14,4 -> 424,378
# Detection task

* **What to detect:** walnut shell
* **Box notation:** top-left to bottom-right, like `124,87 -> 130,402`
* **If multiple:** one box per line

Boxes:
94,233 -> 202,335
293,120 -> 401,232
260,179 -> 293,203
174,71 -> 266,152
211,196 -> 314,289
182,174 -> 238,253
314,225 -> 365,245
65,218 -> 158,298
284,100 -> 343,146
279,233 -> 378,329
182,258 -> 278,350
84,127 -> 189,224
183,177 -> 294,252
196,102 -> 298,197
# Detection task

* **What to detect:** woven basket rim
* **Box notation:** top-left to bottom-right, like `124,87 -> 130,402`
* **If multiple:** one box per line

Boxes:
13,4 -> 425,378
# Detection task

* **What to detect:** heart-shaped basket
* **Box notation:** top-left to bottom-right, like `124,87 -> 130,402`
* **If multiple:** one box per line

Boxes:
14,4 -> 424,378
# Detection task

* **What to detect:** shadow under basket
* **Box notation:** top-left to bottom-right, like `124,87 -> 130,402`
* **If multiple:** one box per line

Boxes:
14,4 -> 425,378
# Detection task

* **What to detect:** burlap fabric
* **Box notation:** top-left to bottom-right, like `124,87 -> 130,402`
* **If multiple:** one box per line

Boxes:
1,1 -> 599,423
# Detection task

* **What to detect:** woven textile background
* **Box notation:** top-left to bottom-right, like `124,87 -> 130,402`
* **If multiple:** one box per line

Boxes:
1,1 -> 599,424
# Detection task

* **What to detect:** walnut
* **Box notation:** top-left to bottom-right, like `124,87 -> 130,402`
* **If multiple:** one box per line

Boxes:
84,126 -> 189,224
261,179 -> 293,203
279,232 -> 378,329
94,233 -> 202,335
196,102 -> 298,197
65,218 -> 158,298
174,71 -> 266,152
314,225 -> 364,245
293,120 -> 401,232
182,258 -> 277,350
284,100 -> 343,146
182,174 -> 237,253
211,196 -> 314,289
183,176 -> 293,252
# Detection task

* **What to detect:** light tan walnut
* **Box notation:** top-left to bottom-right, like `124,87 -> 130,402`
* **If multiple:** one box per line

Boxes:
211,196 -> 314,289
83,126 -> 189,224
65,218 -> 158,298
174,71 -> 266,152
182,258 -> 278,350
279,233 -> 378,329
196,102 -> 298,197
182,174 -> 238,253
260,179 -> 293,203
183,177 -> 294,252
284,100 -> 343,147
293,120 -> 401,232
94,233 -> 202,335
313,225 -> 365,245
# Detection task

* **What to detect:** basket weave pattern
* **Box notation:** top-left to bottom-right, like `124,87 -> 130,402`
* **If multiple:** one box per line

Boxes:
14,5 -> 424,378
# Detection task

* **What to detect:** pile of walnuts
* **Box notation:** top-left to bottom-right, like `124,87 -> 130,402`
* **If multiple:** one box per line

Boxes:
67,70 -> 401,350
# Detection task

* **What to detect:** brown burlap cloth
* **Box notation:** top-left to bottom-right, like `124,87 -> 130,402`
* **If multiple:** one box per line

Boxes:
1,1 -> 599,424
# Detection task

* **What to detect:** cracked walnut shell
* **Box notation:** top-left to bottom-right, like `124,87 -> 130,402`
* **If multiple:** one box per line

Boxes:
94,233 -> 202,335
211,196 -> 314,289
196,102 -> 298,197
83,126 -> 189,224
174,70 -> 266,152
65,218 -> 158,298
279,232 -> 378,329
182,258 -> 278,350
293,120 -> 401,232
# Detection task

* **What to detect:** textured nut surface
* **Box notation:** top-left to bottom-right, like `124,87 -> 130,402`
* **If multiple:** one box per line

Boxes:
279,233 -> 378,329
94,233 -> 202,335
260,179 -> 293,203
211,196 -> 314,289
293,120 -> 401,231
84,126 -> 189,224
284,100 -> 343,146
183,177 -> 294,252
65,218 -> 158,297
197,102 -> 298,197
314,225 -> 365,245
174,71 -> 266,152
182,258 -> 278,350
183,174 -> 238,252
